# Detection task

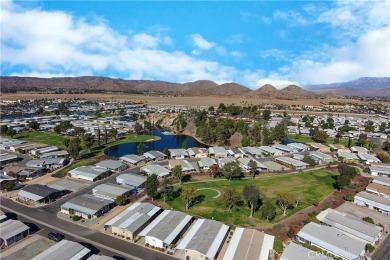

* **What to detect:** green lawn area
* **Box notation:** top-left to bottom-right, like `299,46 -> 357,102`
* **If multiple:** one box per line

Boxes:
158,170 -> 336,227
287,134 -> 355,147
14,132 -> 68,148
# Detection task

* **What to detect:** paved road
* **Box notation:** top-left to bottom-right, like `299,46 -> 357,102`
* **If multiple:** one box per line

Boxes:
0,198 -> 176,260
372,232 -> 390,260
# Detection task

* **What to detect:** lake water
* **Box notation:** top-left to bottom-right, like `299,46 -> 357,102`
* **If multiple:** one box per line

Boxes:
104,130 -> 209,157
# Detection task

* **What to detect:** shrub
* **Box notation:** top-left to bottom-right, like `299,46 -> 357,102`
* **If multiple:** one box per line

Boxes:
273,240 -> 283,254
287,227 -> 296,238
376,223 -> 385,230
365,243 -> 375,253
126,237 -> 130,240
344,194 -> 354,201
72,215 -> 81,221
362,216 -> 375,224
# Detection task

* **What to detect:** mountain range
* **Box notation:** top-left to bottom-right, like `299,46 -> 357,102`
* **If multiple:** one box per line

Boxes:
1,76 -> 389,98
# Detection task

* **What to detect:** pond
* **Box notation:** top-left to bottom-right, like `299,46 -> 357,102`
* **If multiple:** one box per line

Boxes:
104,130 -> 209,157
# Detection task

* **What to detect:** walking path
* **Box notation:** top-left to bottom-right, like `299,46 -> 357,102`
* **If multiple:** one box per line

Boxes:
196,188 -> 221,198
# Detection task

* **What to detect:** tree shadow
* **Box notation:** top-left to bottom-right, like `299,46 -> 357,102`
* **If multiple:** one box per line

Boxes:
172,188 -> 182,199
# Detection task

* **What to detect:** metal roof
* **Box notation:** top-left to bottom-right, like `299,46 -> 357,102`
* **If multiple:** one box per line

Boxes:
317,209 -> 381,243
119,154 -> 147,164
177,219 -> 229,259
222,228 -> 274,260
373,176 -> 390,187
32,240 -> 91,260
61,194 -> 113,216
87,255 -> 115,260
297,222 -> 366,259
92,183 -> 131,200
139,210 -> 192,244
117,173 -> 147,187
18,184 -> 63,201
280,242 -> 332,260
95,160 -> 126,170
276,157 -> 309,167
141,164 -> 171,177
105,202 -> 160,233
354,191 -> 390,211
0,219 -> 29,241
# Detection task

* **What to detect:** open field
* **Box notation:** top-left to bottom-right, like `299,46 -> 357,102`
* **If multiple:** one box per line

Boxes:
157,170 -> 336,227
287,134 -> 356,147
1,92 -> 378,107
14,132 -> 68,148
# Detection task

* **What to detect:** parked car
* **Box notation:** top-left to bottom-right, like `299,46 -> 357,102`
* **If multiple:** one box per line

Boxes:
48,232 -> 64,242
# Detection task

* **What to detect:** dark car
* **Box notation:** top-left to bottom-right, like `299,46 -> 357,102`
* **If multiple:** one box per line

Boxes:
48,232 -> 64,242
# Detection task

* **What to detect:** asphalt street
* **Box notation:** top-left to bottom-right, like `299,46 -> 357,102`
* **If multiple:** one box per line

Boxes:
0,198 -> 176,260
372,233 -> 390,260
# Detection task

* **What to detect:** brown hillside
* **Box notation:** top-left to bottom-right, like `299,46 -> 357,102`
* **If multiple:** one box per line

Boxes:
277,85 -> 320,99
251,84 -> 279,98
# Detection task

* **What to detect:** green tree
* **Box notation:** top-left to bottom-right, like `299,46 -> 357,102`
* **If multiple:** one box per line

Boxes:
54,125 -> 62,134
172,165 -> 183,184
63,138 -> 70,148
162,147 -> 170,156
313,131 -> 329,143
302,155 -> 317,167
6,128 -> 16,138
241,136 -> 251,147
0,181 -> 15,191
96,129 -> 101,146
379,122 -> 387,133
114,195 -> 125,206
248,159 -> 258,178
272,122 -> 287,141
67,138 -> 81,159
364,120 -> 375,132
221,187 -> 241,211
262,109 -> 271,121
83,134 -> 94,151
108,128 -> 118,140
134,122 -> 143,134
137,142 -> 144,155
243,185 -> 260,218
365,244 -> 375,253
223,161 -> 244,181
36,107 -> 44,115
74,127 -> 85,137
208,106 -> 215,113
160,177 -> 172,203
181,186 -> 197,210
276,191 -> 295,216
207,164 -> 223,178
260,200 -> 276,221
376,150 -> 390,163
0,125 -> 8,135
28,120 -> 40,130
145,174 -> 159,201
356,133 -> 368,147
382,141 -> 390,151
262,127 -> 273,145
217,103 -> 226,113
335,174 -> 350,190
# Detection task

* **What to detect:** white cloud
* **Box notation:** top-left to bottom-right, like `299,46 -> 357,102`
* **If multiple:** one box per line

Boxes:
131,33 -> 161,49
0,2 -> 240,84
273,10 -> 308,25
230,51 -> 243,58
191,34 -> 215,50
256,78 -> 298,89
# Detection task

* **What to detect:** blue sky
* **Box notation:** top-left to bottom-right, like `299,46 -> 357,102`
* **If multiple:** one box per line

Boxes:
1,0 -> 389,88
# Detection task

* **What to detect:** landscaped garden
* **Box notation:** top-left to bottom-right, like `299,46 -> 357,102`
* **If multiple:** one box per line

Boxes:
157,170 -> 336,227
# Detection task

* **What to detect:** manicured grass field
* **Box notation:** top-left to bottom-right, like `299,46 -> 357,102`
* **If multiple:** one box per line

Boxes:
158,170 -> 336,227
287,134 -> 355,147
14,132 -> 68,148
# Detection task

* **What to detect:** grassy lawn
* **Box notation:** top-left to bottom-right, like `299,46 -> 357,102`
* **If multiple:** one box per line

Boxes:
158,170 -> 336,227
14,132 -> 68,148
287,134 -> 355,147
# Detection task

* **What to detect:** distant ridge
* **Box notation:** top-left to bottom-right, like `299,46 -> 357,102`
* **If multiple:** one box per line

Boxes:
2,76 -> 388,98
306,77 -> 390,97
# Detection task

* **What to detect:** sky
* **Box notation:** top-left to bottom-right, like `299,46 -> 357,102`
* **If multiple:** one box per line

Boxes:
1,0 -> 389,88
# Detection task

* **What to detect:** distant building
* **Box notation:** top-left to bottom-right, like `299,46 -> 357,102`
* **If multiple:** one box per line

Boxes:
368,164 -> 390,177
69,166 -> 111,182
139,210 -> 193,249
275,157 -> 309,170
95,160 -> 127,172
0,219 -> 30,247
141,164 -> 172,178
60,194 -> 114,219
296,222 -> 366,260
280,242 -> 332,260
105,202 -> 162,241
354,191 -> 390,215
92,183 -> 132,201
32,240 -> 91,260
18,184 -> 66,205
176,219 -> 230,260
168,160 -> 195,173
119,154 -> 148,165
223,228 -> 274,260
116,173 -> 147,189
